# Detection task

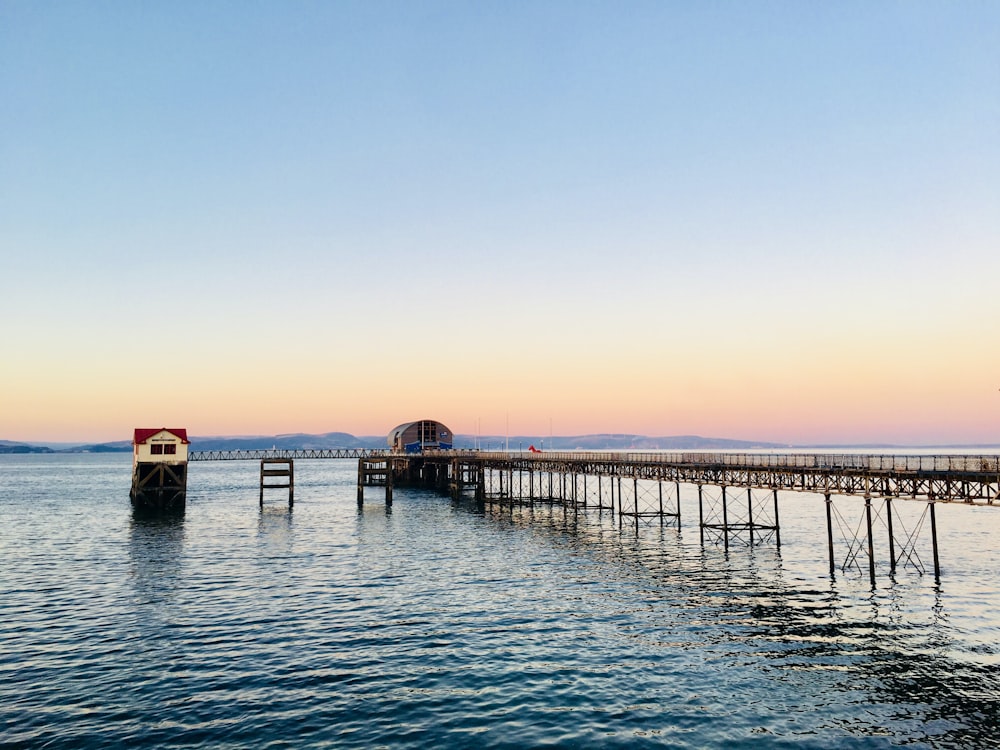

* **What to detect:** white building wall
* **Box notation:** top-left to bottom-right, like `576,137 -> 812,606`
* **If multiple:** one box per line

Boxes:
134,430 -> 189,463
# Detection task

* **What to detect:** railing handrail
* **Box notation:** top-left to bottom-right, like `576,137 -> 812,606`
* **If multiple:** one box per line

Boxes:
190,448 -> 388,461
190,447 -> 999,473
411,450 -> 1000,474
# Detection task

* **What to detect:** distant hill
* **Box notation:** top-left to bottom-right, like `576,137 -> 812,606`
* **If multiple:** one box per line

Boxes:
0,440 -> 54,454
11,432 -> 995,454
37,432 -> 787,453
474,435 -> 792,451
72,441 -> 132,453
189,432 -> 376,451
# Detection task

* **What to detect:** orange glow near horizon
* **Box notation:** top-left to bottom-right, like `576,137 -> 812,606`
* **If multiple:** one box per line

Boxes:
4,342 -> 997,445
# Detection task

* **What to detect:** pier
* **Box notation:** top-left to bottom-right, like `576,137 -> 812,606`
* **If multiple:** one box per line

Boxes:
140,417 -> 1000,586
359,450 -> 1000,585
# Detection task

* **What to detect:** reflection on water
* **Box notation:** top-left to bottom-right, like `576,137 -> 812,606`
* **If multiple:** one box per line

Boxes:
128,509 -> 187,607
1,455 -> 999,749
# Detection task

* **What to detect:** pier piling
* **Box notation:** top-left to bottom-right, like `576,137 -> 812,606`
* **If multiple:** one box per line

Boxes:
260,459 -> 294,508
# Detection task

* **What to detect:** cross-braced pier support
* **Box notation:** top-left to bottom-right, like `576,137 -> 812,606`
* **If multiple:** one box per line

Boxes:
824,491 -> 941,587
131,462 -> 187,513
616,477 -> 681,531
698,485 -> 780,549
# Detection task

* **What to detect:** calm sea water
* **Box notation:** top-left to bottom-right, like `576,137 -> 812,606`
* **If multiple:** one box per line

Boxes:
2,453 -> 1000,749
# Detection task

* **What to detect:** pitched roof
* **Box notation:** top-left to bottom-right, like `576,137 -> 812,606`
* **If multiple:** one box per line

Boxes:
133,428 -> 190,445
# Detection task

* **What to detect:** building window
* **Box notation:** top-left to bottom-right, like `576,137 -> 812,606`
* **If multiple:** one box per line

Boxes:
419,421 -> 437,444
151,444 -> 164,455
164,444 -> 177,455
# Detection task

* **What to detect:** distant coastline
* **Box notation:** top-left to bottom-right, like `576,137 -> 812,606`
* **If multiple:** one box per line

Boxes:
3,433 -> 998,454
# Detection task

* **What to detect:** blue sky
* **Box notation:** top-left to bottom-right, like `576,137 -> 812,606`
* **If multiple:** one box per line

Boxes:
2,1 -> 998,443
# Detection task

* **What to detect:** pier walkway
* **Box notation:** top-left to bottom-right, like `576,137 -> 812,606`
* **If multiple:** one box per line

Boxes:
362,450 -> 1000,504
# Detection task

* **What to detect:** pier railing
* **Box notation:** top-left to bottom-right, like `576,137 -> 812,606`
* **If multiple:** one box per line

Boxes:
451,451 -> 1000,474
191,448 -> 1000,474
190,448 -> 388,461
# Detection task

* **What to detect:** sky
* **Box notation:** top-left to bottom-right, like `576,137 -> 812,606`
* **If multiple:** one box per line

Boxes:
1,1 -> 998,445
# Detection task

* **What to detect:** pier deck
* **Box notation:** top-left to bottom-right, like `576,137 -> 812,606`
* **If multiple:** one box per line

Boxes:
364,450 -> 999,505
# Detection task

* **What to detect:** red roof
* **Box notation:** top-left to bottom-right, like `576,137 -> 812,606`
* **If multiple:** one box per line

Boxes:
133,428 -> 190,445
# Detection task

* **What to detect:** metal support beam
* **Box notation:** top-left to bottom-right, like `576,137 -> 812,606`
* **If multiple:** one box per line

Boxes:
825,493 -> 834,577
930,498 -> 940,583
865,495 -> 875,588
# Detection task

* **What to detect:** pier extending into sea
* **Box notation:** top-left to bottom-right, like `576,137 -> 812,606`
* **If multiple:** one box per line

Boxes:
160,440 -> 1000,586
359,450 -> 1000,585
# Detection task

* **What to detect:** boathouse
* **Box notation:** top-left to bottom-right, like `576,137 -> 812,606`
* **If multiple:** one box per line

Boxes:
130,428 -> 190,511
133,428 -> 190,462
387,420 -> 453,453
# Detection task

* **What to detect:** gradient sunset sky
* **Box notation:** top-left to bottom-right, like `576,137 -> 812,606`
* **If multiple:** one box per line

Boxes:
2,1 -> 998,445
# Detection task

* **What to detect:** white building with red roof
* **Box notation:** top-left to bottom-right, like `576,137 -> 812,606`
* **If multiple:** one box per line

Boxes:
132,428 -> 190,463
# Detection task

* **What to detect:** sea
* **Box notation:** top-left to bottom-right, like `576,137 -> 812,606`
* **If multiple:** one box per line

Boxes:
2,453 -> 1000,749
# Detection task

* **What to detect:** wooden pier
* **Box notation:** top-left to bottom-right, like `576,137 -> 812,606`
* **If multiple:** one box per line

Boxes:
359,450 -> 1000,585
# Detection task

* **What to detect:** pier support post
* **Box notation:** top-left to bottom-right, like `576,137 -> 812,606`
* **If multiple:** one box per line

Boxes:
825,493 -> 834,577
721,486 -> 729,552
131,463 -> 188,513
930,497 -> 940,583
633,477 -> 639,533
617,477 -> 624,529
865,495 -> 876,588
886,497 -> 896,574
773,489 -> 781,547
698,485 -> 704,544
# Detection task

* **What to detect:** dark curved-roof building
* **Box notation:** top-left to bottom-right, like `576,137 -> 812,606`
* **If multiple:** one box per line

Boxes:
387,420 -> 454,453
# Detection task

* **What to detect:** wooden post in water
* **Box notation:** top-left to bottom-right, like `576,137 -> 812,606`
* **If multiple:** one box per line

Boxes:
260,458 -> 294,509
